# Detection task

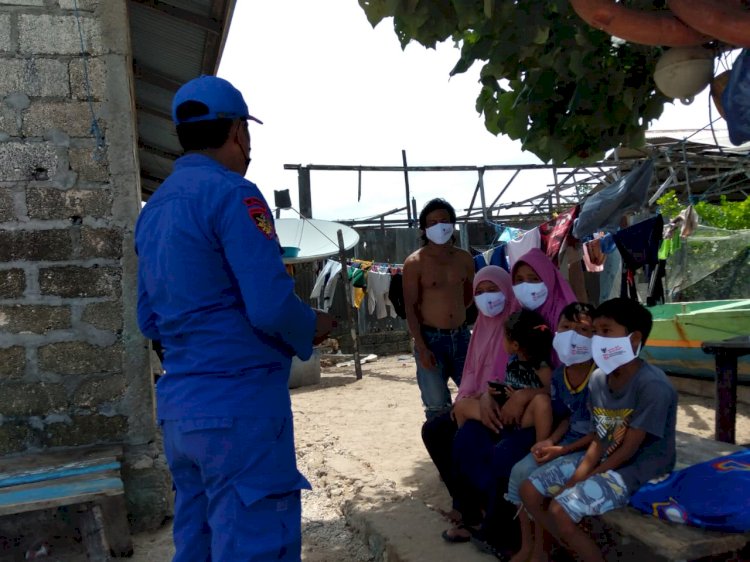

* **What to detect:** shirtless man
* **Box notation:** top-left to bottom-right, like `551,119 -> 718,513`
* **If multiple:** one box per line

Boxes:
404,198 -> 475,420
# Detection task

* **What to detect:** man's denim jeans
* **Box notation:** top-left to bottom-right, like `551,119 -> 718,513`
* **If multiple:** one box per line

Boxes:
414,325 -> 470,420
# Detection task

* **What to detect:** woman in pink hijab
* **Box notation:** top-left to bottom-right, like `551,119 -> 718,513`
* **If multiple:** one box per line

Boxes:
421,265 -> 515,526
511,248 -> 576,351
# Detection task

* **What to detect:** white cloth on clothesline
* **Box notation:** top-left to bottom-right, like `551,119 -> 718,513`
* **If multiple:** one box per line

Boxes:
506,227 -> 541,269
367,271 -> 397,319
310,259 -> 342,312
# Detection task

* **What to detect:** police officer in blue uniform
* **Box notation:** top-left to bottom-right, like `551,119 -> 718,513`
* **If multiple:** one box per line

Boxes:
135,75 -> 334,561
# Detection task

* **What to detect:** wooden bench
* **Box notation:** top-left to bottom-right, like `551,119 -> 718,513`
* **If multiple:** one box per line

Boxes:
0,446 -> 133,561
596,431 -> 749,561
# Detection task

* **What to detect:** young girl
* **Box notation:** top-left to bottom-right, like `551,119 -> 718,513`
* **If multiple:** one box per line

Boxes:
495,309 -> 555,444
511,248 -> 576,367
506,302 -> 596,562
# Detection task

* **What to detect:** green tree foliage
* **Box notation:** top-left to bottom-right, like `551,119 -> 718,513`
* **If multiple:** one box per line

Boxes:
657,190 -> 750,229
359,0 -> 670,165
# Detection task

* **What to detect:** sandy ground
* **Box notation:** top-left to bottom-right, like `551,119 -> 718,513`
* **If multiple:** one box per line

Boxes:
9,355 -> 750,561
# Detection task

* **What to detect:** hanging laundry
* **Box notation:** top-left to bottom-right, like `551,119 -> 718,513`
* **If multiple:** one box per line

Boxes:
388,273 -> 407,319
497,226 -> 521,244
572,160 -> 654,239
507,227 -> 541,269
310,259 -> 342,312
597,247 -> 621,304
613,215 -> 664,271
473,253 -> 488,272
539,205 -> 579,266
367,271 -> 397,319
582,239 -> 606,273
722,48 -> 750,146
680,205 -> 698,237
658,231 -> 682,260
613,215 -> 664,302
348,260 -> 372,309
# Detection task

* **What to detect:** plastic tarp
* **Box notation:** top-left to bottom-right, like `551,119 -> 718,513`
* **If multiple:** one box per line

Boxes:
572,159 -> 654,239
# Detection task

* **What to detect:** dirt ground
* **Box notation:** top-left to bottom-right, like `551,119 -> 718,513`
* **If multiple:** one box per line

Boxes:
9,355 -> 750,561
125,355 -> 750,562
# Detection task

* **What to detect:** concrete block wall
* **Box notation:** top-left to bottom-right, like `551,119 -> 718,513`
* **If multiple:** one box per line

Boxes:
0,0 -> 170,530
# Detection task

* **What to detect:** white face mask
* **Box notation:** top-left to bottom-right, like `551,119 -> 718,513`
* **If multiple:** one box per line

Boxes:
553,330 -> 593,366
512,282 -> 548,310
474,291 -> 506,318
425,223 -> 454,245
591,334 -> 640,374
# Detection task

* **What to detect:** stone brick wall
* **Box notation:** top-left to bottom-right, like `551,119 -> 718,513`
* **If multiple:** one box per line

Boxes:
0,0 -> 169,530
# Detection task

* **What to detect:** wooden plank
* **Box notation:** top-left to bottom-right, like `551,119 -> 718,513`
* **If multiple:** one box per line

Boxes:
599,431 -> 749,560
674,431 -> 744,468
0,446 -> 122,475
76,503 -> 112,562
0,461 -> 121,489
0,475 -> 123,516
100,495 -> 134,557
600,509 -> 750,561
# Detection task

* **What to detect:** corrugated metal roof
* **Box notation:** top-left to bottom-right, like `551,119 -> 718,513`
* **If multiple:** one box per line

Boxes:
128,0 -> 236,199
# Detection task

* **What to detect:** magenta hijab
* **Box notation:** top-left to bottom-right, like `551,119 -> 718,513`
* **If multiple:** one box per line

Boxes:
456,266 -> 516,401
511,248 -> 577,366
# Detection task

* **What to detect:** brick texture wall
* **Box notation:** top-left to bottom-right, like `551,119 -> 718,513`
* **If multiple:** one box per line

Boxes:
0,0 -> 169,529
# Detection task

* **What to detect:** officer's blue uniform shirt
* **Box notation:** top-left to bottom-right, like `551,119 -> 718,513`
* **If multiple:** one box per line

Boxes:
135,153 -> 317,420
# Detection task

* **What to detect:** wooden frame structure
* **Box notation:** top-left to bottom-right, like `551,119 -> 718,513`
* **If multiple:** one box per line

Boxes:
284,137 -> 749,229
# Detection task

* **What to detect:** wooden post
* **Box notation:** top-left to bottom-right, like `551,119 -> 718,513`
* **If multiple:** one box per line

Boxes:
337,229 -> 362,380
478,168 -> 488,221
298,166 -> 312,218
402,150 -> 412,227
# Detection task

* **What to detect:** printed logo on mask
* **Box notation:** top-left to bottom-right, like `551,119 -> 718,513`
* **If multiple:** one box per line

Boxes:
601,345 -> 627,361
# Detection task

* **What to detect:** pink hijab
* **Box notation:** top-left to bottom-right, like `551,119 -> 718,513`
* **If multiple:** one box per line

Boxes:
511,248 -> 576,365
456,266 -> 515,401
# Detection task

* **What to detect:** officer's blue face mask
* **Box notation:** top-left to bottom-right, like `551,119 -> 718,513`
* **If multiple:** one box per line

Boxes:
237,120 -> 251,172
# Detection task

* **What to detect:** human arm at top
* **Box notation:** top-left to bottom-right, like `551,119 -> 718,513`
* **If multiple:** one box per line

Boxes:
403,255 -> 435,369
534,427 -> 595,465
218,186 -> 317,360
564,437 -> 606,488
463,252 -> 475,308
591,427 -> 647,476
136,268 -> 160,341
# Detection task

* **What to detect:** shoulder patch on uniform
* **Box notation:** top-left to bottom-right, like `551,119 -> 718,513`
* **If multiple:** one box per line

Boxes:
243,197 -> 275,239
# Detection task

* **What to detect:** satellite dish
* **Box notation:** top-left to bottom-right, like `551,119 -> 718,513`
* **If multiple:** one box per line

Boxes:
275,218 -> 360,264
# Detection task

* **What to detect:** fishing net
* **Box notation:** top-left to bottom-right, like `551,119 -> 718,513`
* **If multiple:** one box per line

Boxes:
667,226 -> 750,301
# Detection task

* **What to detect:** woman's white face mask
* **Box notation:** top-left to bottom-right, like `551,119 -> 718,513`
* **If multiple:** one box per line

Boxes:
512,282 -> 548,310
425,223 -> 454,245
552,330 -> 593,366
474,291 -> 506,318
591,334 -> 641,374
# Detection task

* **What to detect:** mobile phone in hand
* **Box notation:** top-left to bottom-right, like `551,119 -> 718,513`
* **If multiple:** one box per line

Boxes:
487,381 -> 510,406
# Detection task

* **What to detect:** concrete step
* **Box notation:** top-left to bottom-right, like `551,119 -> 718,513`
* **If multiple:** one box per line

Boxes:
344,496 -> 495,562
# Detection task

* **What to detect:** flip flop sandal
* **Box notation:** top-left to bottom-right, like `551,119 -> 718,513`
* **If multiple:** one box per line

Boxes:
441,524 -> 474,543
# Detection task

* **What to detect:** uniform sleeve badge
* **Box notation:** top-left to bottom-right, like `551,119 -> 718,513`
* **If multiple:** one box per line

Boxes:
243,197 -> 275,240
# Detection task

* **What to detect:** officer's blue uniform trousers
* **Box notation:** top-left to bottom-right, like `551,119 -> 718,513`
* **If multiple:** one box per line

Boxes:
135,154 -> 316,561
162,414 -> 306,561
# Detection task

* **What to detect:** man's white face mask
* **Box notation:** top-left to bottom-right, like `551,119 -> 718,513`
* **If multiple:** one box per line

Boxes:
425,223 -> 454,245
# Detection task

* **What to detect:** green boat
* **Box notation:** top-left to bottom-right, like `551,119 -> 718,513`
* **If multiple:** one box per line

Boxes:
641,300 -> 750,381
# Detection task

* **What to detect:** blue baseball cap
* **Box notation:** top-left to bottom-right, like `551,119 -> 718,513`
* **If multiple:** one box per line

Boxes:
172,75 -> 263,125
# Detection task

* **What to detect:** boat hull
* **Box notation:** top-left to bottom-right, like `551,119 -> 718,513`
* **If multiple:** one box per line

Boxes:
641,300 -> 750,381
